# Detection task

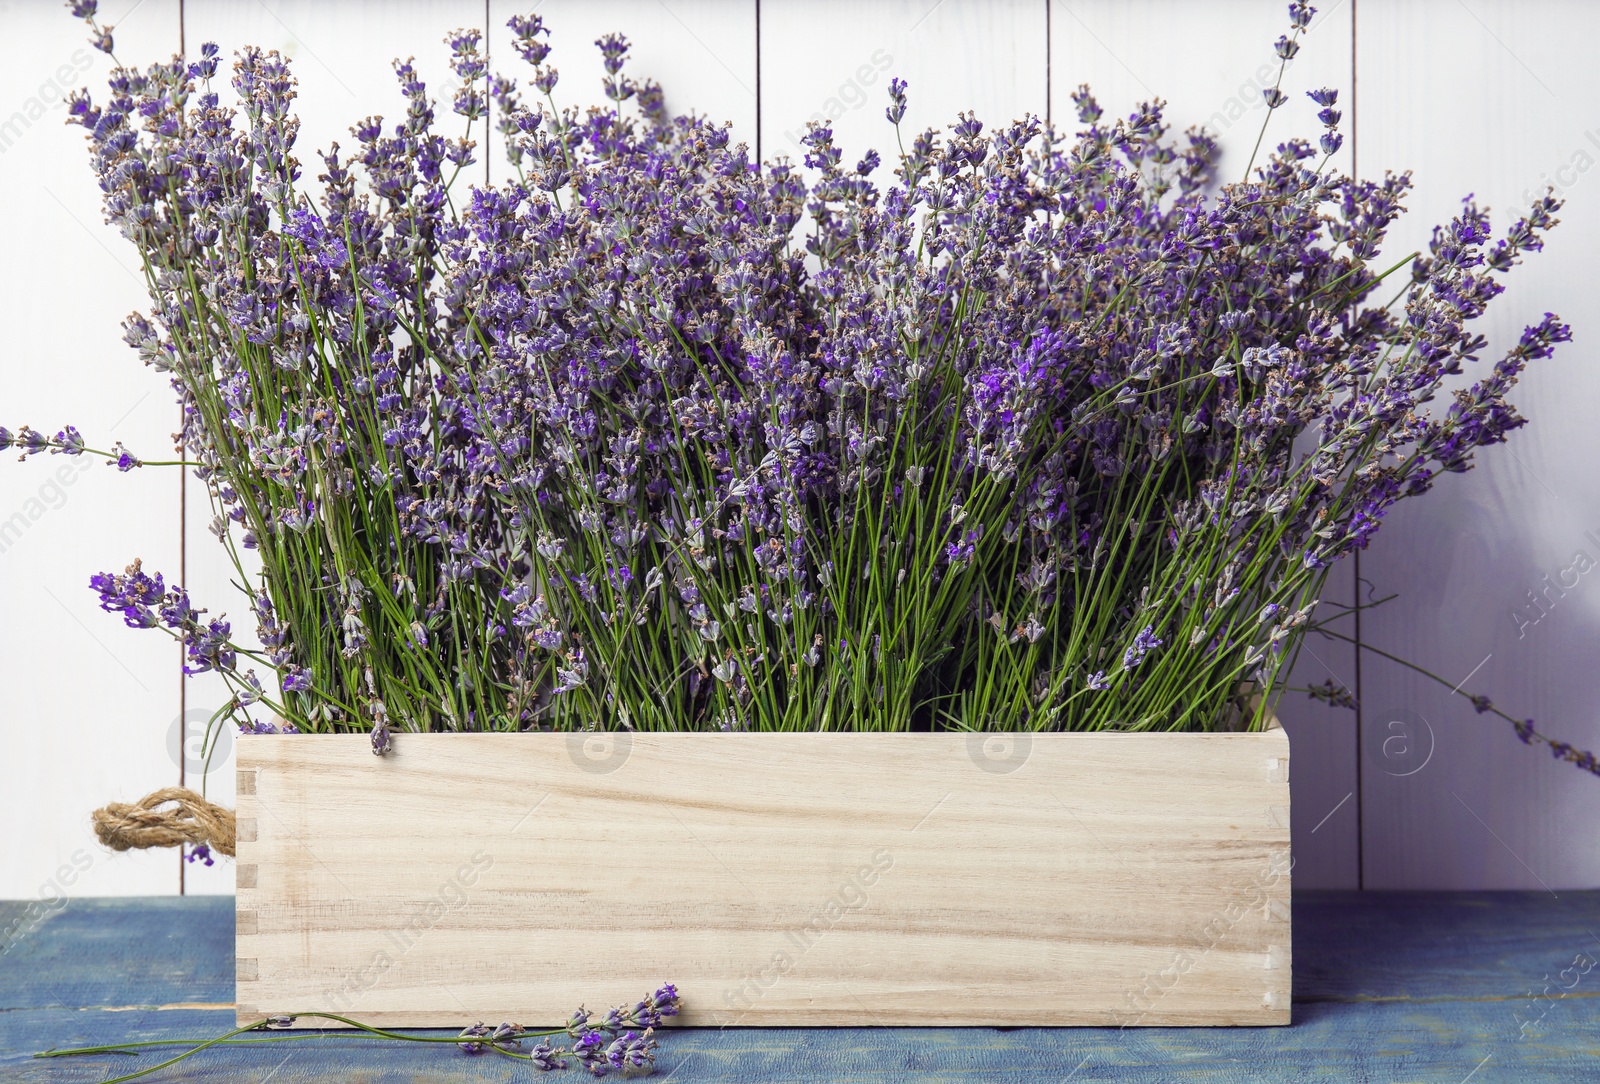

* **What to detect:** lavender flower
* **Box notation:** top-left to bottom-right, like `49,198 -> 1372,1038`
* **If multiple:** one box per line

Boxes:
886,76 -> 908,124
572,1029 -> 608,1074
456,1020 -> 528,1055
51,426 -> 85,455
529,1039 -> 564,1070
1305,679 -> 1358,711
1122,627 -> 1163,671
239,719 -> 299,735
606,1029 -> 657,1073
456,1022 -> 492,1054
90,561 -> 165,629
635,983 -> 679,1027
109,442 -> 140,471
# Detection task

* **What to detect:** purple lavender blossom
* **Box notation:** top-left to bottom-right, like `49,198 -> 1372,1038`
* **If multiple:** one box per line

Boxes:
90,561 -> 164,629
572,1028 -> 608,1074
886,77 -> 908,125
529,1039 -> 569,1070
238,719 -> 300,735
109,442 -> 140,471
606,1029 -> 657,1072
51,426 -> 85,455
456,1022 -> 492,1054
635,983 -> 679,1027
1122,627 -> 1163,670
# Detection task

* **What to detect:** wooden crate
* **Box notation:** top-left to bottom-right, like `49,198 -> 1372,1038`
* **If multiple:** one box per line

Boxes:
235,727 -> 1291,1027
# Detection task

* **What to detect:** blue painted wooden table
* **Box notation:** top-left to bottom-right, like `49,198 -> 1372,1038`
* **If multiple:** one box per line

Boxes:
2,891 -> 1597,1081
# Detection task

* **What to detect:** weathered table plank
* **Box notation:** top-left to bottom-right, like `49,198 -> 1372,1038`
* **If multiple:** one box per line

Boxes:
2,892 -> 1598,1081
0,896 -> 234,1011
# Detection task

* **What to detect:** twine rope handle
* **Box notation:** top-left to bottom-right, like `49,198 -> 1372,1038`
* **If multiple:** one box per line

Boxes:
91,786 -> 237,858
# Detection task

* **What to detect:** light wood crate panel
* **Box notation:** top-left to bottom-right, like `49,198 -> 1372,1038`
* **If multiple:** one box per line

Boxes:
235,728 -> 1291,1027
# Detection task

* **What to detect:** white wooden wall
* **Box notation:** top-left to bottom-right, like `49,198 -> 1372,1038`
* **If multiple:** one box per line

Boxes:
2,0 -> 1594,900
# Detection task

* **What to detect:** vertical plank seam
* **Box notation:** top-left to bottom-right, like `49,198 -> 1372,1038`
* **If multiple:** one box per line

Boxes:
754,0 -> 762,164
485,0 -> 492,187
178,0 -> 189,899
1350,0 -> 1364,894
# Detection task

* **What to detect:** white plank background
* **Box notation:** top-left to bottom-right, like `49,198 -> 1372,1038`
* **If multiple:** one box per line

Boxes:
1,0 -> 1593,899
1355,0 -> 1600,890
0,0 -> 185,904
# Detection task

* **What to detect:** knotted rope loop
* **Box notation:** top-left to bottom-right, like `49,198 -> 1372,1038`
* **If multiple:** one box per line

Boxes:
91,786 -> 236,858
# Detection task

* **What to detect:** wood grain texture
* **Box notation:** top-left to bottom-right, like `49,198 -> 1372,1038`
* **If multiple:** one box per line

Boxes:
235,729 -> 1290,1027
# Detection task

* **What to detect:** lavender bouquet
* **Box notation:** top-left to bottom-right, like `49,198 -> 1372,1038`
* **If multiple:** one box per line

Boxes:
9,3 -> 1585,766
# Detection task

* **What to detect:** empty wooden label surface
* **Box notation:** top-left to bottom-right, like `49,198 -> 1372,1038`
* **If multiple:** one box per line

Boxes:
235,729 -> 1291,1027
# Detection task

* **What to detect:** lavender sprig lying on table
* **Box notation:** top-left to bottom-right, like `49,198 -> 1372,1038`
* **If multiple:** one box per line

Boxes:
23,2 -> 1581,759
34,983 -> 681,1082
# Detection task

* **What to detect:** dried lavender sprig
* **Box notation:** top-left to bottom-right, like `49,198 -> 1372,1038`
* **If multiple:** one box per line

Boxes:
1242,0 -> 1317,178
0,424 -> 197,470
36,984 -> 681,1081
67,0 -> 114,54
1307,625 -> 1600,776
